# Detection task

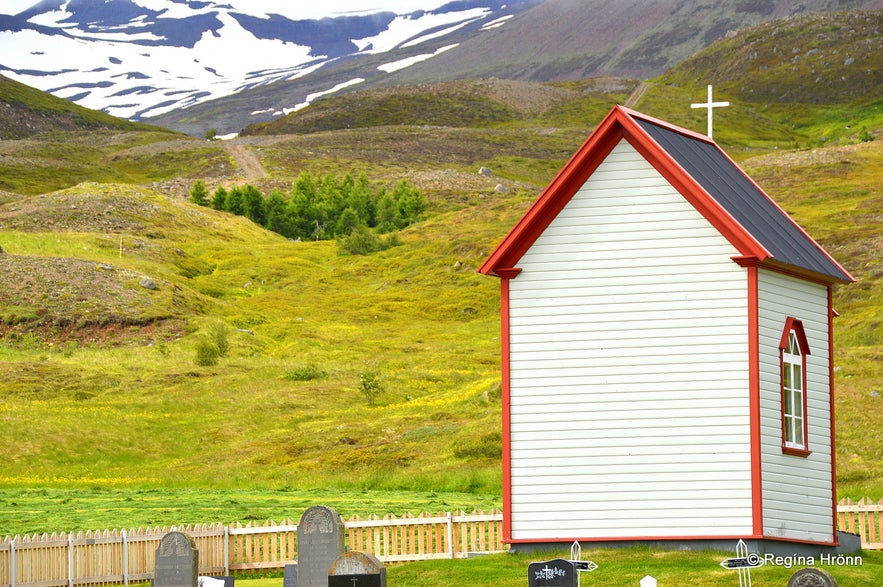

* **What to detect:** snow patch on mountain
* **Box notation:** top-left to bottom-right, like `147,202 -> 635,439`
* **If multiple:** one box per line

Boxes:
378,44 -> 458,73
0,1 -> 529,123
284,78 -> 367,115
355,8 -> 488,53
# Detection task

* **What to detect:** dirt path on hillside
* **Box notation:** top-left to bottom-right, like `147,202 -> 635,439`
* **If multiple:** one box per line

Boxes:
224,143 -> 266,180
624,81 -> 651,108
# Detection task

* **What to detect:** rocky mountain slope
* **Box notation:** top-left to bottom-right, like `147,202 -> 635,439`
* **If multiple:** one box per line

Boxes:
0,0 -> 540,126
148,0 -> 883,135
3,1 -> 880,136
0,73 -> 167,139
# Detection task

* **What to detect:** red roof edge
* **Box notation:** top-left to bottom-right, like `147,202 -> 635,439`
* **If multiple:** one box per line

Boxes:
478,105 -> 628,276
478,105 -> 772,277
708,142 -> 856,284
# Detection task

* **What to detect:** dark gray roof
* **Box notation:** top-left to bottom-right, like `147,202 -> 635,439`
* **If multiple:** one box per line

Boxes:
635,117 -> 852,283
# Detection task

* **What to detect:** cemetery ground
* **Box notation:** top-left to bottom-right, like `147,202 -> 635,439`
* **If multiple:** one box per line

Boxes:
221,547 -> 883,585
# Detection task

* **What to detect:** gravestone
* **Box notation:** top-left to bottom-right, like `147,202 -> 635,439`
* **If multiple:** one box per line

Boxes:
787,567 -> 838,587
640,576 -> 658,587
282,564 -> 298,587
297,506 -> 346,587
527,558 -> 576,587
154,531 -> 198,587
328,551 -> 386,587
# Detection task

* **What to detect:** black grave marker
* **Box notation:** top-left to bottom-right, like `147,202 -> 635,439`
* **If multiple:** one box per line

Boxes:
328,551 -> 386,587
527,558 -> 576,587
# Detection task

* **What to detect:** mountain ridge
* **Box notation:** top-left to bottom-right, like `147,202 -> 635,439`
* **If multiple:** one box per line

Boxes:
148,0 -> 883,135
0,0 -> 540,127
2,0 -> 881,136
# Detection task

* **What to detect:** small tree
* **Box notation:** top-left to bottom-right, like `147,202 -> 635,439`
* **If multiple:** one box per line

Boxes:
338,224 -> 382,255
211,186 -> 228,210
189,180 -> 209,206
265,190 -> 292,236
335,207 -> 361,236
225,186 -> 245,216
359,363 -> 384,406
242,184 -> 266,225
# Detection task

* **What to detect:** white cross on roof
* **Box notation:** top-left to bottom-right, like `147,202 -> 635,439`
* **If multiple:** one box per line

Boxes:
690,84 -> 730,139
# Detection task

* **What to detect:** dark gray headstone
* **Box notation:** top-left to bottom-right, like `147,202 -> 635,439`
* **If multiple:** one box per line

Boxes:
328,551 -> 386,587
297,506 -> 346,587
282,564 -> 298,587
154,532 -> 198,587
528,559 -> 576,587
787,567 -> 838,587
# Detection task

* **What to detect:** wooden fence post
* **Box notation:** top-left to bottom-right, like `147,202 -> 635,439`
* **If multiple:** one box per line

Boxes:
122,530 -> 128,587
446,512 -> 453,559
10,538 -> 15,587
67,533 -> 73,587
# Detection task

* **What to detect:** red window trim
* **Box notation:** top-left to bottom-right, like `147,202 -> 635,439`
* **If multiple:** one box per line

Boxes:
780,317 -> 811,457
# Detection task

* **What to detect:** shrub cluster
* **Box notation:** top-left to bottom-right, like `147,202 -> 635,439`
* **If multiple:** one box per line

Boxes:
194,321 -> 231,367
190,173 -> 426,247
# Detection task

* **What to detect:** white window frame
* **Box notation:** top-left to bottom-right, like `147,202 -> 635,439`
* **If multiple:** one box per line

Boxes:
780,318 -> 811,457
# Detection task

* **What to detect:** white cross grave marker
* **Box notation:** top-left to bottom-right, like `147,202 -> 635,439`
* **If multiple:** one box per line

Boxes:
569,540 -> 598,586
690,84 -> 730,139
719,539 -> 763,587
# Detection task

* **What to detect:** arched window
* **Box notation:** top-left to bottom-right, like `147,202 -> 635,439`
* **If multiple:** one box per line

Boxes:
780,318 -> 811,457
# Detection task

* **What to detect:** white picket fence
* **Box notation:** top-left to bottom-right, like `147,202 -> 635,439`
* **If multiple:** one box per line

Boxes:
0,510 -> 504,587
2,498 -> 881,587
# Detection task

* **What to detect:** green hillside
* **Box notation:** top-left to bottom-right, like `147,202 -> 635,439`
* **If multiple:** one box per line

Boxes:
0,74 -> 171,140
659,10 -> 883,145
0,11 -> 880,537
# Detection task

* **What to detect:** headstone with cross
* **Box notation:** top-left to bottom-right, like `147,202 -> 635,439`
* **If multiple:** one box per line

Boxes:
528,558 -> 576,587
327,551 -> 386,587
690,84 -> 730,139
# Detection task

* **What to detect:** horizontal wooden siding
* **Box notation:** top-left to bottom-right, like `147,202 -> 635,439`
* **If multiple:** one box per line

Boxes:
507,140 -> 752,540
757,268 -> 834,543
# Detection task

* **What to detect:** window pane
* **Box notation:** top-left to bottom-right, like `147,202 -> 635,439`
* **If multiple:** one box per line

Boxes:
783,366 -> 792,390
793,392 -> 803,418
788,332 -> 801,356
785,417 -> 796,444
793,365 -> 802,390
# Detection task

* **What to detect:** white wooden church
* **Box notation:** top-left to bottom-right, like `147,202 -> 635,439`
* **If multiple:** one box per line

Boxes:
479,106 -> 854,550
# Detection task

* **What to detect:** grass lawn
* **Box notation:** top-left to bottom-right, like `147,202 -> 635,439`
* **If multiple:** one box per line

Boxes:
233,546 -> 883,586
0,487 -> 501,536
